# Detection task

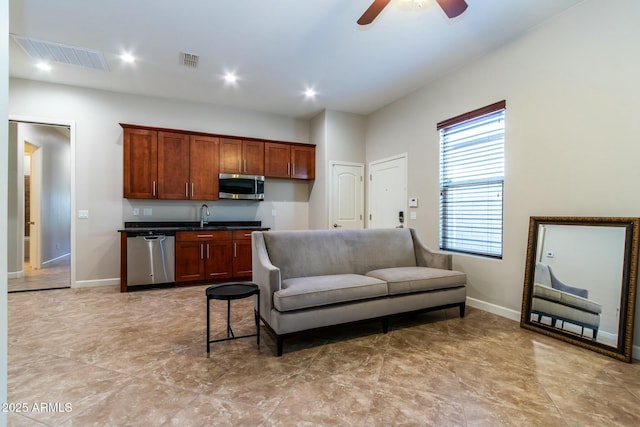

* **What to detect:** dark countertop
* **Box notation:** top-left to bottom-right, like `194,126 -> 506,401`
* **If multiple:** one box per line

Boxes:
118,220 -> 268,234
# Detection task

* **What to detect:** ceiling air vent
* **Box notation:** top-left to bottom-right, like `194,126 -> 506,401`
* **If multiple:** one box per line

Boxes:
11,35 -> 109,71
180,51 -> 199,68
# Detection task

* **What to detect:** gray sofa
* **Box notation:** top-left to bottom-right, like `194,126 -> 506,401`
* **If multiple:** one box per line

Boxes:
251,228 -> 467,355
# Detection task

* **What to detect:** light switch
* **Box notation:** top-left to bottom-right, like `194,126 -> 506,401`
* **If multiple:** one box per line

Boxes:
410,212 -> 417,220
78,210 -> 89,219
133,208 -> 140,216
409,197 -> 418,208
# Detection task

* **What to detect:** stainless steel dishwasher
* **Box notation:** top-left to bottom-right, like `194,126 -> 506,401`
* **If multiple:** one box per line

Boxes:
126,231 -> 175,287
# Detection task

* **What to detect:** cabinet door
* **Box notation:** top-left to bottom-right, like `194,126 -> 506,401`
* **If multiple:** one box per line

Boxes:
242,140 -> 265,175
291,145 -> 315,180
233,231 -> 253,278
157,132 -> 190,199
219,138 -> 242,174
265,142 -> 291,178
205,240 -> 234,279
123,128 -> 157,198
175,241 -> 205,282
190,135 -> 219,200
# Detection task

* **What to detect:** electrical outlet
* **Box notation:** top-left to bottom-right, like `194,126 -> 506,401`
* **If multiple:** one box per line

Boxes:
143,208 -> 152,216
78,210 -> 89,219
133,208 -> 140,216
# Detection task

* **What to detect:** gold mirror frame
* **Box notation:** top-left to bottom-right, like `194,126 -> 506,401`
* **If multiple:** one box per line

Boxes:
520,216 -> 639,362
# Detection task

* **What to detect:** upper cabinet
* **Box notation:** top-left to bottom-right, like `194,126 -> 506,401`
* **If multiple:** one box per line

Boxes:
122,124 -> 314,200
265,142 -> 315,180
123,125 -> 219,200
123,128 -> 158,198
219,138 -> 264,176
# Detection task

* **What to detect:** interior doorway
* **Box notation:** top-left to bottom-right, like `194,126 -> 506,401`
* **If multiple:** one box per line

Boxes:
7,120 -> 73,292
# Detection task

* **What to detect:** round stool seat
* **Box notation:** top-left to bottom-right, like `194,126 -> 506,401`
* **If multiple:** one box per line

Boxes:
206,282 -> 259,300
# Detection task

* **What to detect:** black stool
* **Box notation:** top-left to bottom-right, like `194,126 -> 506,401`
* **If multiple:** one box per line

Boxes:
206,282 -> 260,354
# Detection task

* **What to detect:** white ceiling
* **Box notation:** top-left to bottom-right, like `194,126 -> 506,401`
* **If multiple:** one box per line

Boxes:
9,0 -> 584,119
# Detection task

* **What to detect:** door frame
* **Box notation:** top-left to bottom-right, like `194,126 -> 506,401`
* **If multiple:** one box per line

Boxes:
9,115 -> 76,287
368,153 -> 408,229
328,160 -> 365,230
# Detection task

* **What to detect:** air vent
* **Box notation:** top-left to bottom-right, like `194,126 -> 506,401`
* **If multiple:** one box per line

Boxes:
180,52 -> 199,68
11,35 -> 109,71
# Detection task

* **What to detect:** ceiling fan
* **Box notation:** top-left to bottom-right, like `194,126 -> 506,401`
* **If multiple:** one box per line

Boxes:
358,0 -> 468,25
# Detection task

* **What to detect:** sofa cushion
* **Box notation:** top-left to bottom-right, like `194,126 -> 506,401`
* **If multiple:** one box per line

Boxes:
274,274 -> 388,312
366,267 -> 466,296
533,283 -> 602,314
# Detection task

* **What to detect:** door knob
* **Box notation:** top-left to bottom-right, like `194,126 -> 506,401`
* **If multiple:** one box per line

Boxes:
333,224 -> 342,228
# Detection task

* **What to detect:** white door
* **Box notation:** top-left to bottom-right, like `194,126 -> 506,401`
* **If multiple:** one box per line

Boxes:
368,154 -> 407,229
30,147 -> 43,269
329,161 -> 364,229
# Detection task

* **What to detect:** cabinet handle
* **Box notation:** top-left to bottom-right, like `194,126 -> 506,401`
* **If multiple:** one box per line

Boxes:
292,163 -> 296,177
238,159 -> 241,172
197,234 -> 213,238
287,162 -> 290,176
191,183 -> 194,198
185,182 -> 189,198
152,181 -> 156,197
207,243 -> 210,259
234,242 -> 237,257
200,243 -> 204,260
244,159 -> 247,173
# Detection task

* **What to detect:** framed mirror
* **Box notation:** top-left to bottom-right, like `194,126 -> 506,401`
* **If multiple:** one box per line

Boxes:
520,216 -> 639,362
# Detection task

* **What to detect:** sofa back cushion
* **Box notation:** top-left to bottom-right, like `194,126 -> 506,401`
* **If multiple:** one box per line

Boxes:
262,228 -> 417,280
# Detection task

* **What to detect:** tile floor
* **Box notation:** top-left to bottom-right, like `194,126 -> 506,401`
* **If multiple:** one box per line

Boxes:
8,255 -> 70,293
7,285 -> 640,426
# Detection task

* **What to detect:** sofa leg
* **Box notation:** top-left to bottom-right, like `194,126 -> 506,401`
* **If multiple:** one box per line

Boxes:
459,303 -> 466,318
276,336 -> 284,356
382,318 -> 389,334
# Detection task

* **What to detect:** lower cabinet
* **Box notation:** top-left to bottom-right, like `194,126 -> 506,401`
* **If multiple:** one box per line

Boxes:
175,230 -> 253,283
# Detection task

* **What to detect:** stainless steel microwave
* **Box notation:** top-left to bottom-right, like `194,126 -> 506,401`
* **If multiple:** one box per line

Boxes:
219,173 -> 265,200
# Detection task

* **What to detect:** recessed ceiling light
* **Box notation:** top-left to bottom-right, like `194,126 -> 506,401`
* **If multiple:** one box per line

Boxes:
120,52 -> 136,63
304,88 -> 317,99
223,71 -> 238,84
36,61 -> 51,71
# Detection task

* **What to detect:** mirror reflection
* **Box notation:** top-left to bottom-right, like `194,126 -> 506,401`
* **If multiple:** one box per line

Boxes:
521,217 -> 639,362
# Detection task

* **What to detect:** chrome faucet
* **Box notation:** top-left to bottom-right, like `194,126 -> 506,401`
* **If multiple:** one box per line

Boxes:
200,204 -> 210,228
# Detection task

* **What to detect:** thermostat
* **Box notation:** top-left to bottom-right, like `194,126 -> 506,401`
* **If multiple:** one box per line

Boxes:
409,197 -> 418,208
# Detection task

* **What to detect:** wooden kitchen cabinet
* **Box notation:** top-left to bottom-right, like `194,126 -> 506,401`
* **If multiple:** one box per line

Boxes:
157,131 -> 190,199
232,230 -> 253,278
122,124 -> 219,200
219,138 -> 264,175
123,128 -> 158,198
265,142 -> 315,180
189,135 -> 219,200
175,231 -> 233,283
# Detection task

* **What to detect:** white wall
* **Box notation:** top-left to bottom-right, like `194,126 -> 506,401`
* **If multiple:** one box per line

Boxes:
9,78 -> 310,286
365,0 -> 640,346
308,109 -> 366,229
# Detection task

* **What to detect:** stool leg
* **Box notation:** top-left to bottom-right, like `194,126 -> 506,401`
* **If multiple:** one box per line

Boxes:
206,297 -> 210,355
226,300 -> 235,338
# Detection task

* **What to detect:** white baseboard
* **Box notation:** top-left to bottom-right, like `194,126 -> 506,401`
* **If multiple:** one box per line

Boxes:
7,271 -> 23,279
73,278 -> 120,288
467,296 -> 640,361
466,296 -> 521,322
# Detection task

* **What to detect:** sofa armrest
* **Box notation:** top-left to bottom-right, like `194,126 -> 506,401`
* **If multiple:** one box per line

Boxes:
409,228 -> 452,270
252,232 -> 282,319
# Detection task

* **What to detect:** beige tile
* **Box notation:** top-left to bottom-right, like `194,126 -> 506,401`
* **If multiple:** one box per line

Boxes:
7,284 -> 640,427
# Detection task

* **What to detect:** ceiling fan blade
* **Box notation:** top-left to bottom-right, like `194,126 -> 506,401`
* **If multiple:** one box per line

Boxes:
435,0 -> 468,18
357,0 -> 392,25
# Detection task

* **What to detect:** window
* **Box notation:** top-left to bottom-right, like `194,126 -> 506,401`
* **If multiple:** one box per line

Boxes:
438,101 -> 505,258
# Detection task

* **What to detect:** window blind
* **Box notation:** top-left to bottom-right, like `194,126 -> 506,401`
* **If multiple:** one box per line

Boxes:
439,105 -> 505,258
